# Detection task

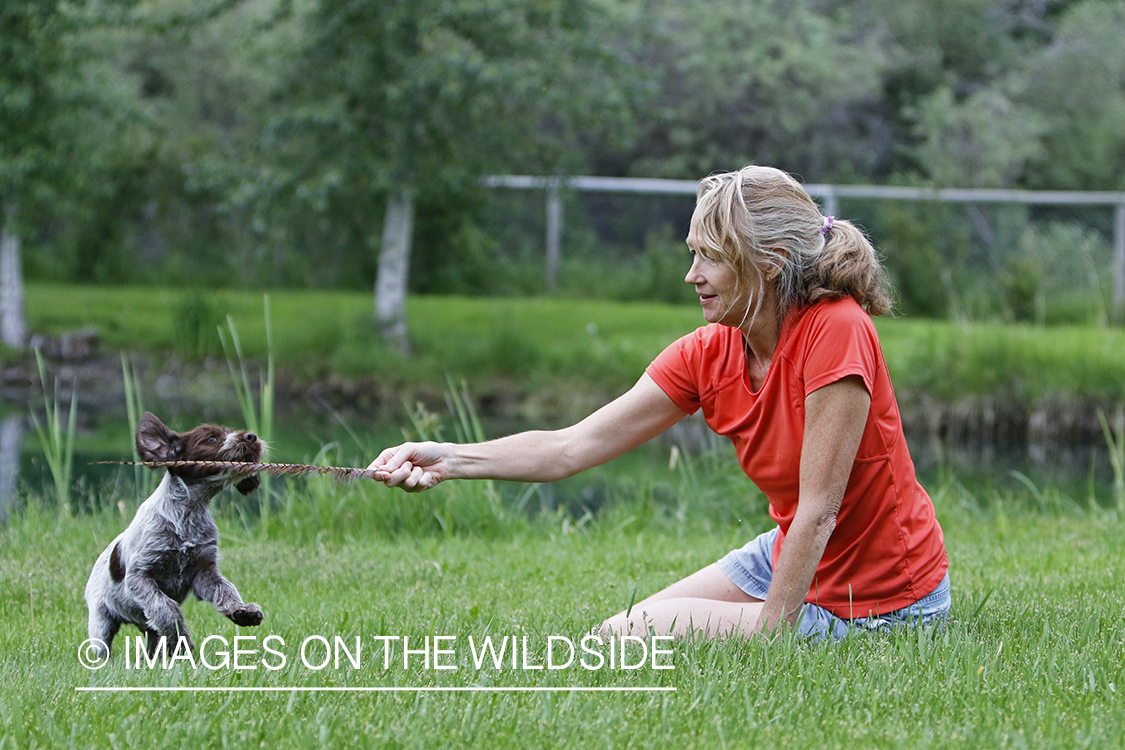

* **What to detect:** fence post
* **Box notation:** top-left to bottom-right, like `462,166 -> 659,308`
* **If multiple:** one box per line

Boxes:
1113,202 -> 1125,325
821,187 -> 839,221
545,178 -> 563,292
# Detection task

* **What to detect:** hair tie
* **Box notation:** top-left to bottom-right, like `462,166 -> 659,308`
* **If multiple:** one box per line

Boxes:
821,215 -> 835,238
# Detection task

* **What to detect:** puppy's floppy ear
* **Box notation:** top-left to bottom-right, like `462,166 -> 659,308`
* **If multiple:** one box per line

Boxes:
234,475 -> 260,495
135,412 -> 180,465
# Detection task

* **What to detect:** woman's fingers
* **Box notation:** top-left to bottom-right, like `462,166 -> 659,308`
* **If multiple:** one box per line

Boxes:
367,444 -> 443,491
368,445 -> 411,474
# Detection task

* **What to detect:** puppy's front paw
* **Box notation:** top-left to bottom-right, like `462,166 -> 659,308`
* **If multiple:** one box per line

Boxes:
230,603 -> 264,627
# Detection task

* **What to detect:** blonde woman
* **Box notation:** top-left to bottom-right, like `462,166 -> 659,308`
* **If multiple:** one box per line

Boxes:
370,166 -> 949,640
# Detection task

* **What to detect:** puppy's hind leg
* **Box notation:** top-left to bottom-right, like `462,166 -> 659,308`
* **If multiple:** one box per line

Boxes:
194,565 -> 263,627
87,603 -> 121,659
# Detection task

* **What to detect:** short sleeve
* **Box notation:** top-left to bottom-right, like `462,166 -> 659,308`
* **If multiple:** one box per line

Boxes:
646,330 -> 704,415
799,299 -> 881,397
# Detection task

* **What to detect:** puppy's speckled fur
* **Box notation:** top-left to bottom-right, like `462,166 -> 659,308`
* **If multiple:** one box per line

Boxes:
84,413 -> 266,658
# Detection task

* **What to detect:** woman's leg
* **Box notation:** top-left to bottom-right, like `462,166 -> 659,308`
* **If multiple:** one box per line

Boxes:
599,563 -> 765,639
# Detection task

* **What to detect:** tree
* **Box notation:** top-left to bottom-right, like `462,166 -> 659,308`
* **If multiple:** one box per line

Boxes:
1018,0 -> 1125,191
610,0 -> 888,181
909,85 -> 1046,188
0,1 -> 69,348
274,0 -> 630,351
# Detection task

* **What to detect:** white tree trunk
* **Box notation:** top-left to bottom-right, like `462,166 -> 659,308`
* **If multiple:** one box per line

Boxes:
375,190 -> 415,353
0,202 -> 27,349
0,414 -> 23,525
0,202 -> 27,348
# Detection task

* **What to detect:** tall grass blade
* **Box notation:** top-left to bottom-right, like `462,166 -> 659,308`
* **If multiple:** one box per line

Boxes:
218,318 -> 259,436
30,348 -> 77,514
218,296 -> 276,534
1097,405 -> 1125,511
972,589 -> 994,618
261,294 -> 275,459
444,373 -> 486,444
121,353 -> 158,501
1009,470 -> 1046,513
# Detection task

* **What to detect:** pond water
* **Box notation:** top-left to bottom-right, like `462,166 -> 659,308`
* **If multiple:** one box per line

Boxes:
2,395 -> 1121,525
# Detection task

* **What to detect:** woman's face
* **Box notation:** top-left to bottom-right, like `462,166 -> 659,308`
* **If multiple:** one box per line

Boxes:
685,206 -> 751,329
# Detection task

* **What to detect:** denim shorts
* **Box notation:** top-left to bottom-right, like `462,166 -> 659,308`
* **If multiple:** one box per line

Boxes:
718,527 -> 951,641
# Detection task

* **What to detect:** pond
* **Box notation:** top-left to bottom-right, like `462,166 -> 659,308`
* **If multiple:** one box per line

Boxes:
2,386 -> 1122,524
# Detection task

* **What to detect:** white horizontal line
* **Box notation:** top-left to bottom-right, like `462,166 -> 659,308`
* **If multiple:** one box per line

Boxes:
77,686 -> 676,693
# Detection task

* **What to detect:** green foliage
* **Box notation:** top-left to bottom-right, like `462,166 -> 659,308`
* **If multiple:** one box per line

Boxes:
1002,257 -> 1042,323
909,85 -> 1046,189
875,201 -> 956,318
7,0 -> 1125,305
173,290 -> 225,359
620,0 -> 887,179
0,0 -> 67,199
1019,0 -> 1125,191
246,0 -> 635,300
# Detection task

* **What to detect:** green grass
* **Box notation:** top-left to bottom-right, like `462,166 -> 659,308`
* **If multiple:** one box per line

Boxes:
13,285 -> 1125,746
876,317 -> 1125,402
2,467 -> 1125,748
25,283 -> 1125,404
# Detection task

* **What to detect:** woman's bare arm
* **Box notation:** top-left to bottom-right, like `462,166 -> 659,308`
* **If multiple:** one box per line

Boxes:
368,374 -> 689,491
753,375 -> 871,634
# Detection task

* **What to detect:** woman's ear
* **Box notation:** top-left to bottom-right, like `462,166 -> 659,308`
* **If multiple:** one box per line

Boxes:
765,247 -> 789,281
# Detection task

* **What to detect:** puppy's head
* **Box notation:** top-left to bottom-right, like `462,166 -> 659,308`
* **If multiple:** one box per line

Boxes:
135,412 -> 265,495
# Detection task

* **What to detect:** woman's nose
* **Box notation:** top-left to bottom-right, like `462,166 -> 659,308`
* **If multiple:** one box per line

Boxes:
684,255 -> 702,285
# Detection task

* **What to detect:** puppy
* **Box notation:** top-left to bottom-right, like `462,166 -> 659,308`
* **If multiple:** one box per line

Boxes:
84,412 -> 266,659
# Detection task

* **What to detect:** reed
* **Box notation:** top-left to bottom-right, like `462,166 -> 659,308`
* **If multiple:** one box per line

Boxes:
120,353 -> 159,502
28,348 -> 77,514
218,295 -> 276,532
1097,404 -> 1125,511
401,376 -> 506,530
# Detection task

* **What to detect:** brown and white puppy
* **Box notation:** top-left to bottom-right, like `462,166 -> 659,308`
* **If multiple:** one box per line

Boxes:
84,412 -> 265,659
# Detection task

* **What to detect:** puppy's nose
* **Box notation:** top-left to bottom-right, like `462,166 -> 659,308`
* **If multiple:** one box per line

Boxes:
245,433 -> 257,442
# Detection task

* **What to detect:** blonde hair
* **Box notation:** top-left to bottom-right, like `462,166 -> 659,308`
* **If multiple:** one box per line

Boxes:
693,166 -> 893,327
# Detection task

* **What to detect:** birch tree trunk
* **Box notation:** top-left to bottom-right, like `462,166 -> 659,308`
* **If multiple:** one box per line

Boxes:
0,414 -> 23,526
375,190 -> 415,354
0,202 -> 27,349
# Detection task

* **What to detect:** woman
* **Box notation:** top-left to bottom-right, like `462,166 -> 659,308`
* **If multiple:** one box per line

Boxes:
369,166 -> 949,641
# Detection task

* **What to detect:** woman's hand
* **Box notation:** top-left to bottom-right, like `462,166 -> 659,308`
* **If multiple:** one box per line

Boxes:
367,442 -> 455,492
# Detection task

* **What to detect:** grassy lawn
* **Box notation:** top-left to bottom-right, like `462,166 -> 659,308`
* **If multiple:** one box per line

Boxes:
23,283 -> 1125,403
2,471 -> 1124,748
8,283 -> 1125,746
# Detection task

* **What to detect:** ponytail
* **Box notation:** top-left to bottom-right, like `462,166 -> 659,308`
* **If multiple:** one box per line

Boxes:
806,218 -> 893,316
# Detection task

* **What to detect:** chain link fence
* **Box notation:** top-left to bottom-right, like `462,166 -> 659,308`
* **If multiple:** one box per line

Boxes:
481,176 -> 1125,325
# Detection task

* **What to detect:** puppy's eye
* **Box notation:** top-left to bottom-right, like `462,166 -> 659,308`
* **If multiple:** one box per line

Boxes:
207,436 -> 217,443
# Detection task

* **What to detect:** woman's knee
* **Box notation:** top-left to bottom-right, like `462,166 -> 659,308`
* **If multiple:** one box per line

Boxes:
600,597 -> 764,639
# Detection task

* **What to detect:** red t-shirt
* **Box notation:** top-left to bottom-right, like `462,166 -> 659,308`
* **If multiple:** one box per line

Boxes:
647,297 -> 947,618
